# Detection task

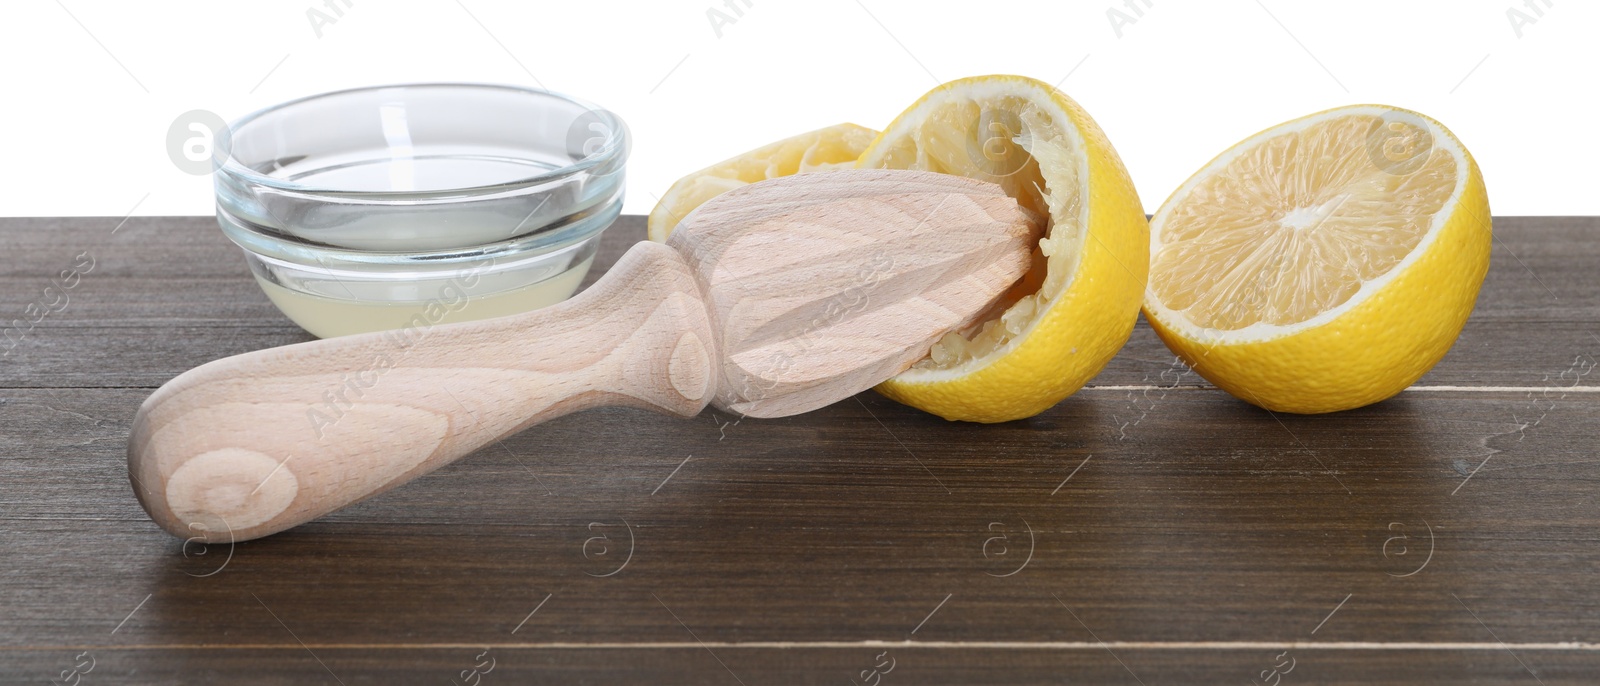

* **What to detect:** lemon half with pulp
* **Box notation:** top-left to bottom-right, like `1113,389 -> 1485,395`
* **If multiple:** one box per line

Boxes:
1143,104 -> 1490,413
647,123 -> 878,242
858,75 -> 1149,422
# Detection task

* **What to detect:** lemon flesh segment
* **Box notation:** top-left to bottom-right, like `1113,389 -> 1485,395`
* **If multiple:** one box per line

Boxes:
646,123 -> 878,242
860,75 -> 1149,422
1144,105 -> 1491,413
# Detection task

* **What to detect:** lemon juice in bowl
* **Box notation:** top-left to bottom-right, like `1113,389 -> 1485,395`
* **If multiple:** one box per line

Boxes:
215,83 -> 628,338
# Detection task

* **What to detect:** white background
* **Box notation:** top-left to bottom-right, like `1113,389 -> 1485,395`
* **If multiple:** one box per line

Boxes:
0,0 -> 1594,219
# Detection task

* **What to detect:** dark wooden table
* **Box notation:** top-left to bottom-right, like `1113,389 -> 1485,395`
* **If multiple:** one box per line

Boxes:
2,215 -> 1597,684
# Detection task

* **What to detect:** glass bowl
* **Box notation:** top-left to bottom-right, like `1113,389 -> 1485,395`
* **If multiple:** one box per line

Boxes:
214,83 -> 628,338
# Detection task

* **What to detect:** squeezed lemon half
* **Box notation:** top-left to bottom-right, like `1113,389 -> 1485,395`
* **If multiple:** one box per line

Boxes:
1144,105 -> 1491,413
647,123 -> 878,242
858,75 -> 1149,422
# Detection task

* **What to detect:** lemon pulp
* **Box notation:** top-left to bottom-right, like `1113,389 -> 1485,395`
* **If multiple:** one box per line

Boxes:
864,83 -> 1088,375
860,75 -> 1148,422
1143,104 -> 1489,414
1151,112 -> 1459,334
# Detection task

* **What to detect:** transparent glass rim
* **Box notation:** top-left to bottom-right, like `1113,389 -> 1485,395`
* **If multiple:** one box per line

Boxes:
217,82 -> 628,200
217,200 -> 622,268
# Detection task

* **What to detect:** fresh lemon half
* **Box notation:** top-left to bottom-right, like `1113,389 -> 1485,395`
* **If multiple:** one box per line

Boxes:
647,123 -> 878,242
857,75 -> 1149,422
1143,105 -> 1491,414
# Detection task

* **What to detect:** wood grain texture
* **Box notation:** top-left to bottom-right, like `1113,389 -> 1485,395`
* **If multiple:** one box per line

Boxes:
123,170 -> 1038,544
673,170 -> 1041,416
2,216 -> 1594,390
127,241 -> 717,544
6,646 -> 1600,685
2,215 -> 1598,683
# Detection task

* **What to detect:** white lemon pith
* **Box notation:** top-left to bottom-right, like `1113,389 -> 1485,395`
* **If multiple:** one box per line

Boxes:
647,123 -> 878,242
1144,105 -> 1491,414
858,75 -> 1149,423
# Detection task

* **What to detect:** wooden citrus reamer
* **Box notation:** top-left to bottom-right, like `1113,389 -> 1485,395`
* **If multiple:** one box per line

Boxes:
129,170 -> 1043,542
